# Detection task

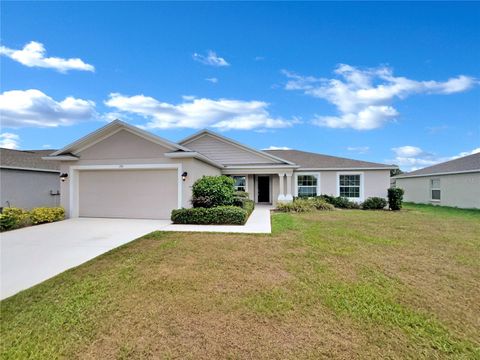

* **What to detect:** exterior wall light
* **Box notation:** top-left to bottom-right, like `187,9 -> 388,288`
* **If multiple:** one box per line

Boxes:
181,171 -> 188,181
60,173 -> 69,182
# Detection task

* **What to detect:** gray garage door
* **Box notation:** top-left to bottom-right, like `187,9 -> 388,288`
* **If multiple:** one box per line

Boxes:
78,169 -> 178,219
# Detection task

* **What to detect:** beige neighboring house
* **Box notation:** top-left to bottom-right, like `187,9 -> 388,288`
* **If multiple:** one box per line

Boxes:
394,152 -> 480,209
0,148 -> 61,209
43,120 -> 396,220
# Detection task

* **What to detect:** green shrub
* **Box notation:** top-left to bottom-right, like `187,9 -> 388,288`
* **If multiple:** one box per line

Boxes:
171,206 -> 248,225
310,197 -> 335,211
362,197 -> 388,210
234,191 -> 249,199
191,176 -> 235,208
30,207 -> 65,224
276,198 -> 316,213
0,208 -> 30,231
318,195 -> 361,209
233,191 -> 250,207
388,187 -> 404,211
243,199 -> 255,217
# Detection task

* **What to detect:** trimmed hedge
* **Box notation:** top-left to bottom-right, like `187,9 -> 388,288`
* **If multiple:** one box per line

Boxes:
243,199 -> 255,218
191,176 -> 235,208
171,199 -> 255,225
171,206 -> 248,225
388,187 -> 404,211
0,207 -> 64,232
30,207 -> 65,224
0,208 -> 30,232
362,197 -> 388,210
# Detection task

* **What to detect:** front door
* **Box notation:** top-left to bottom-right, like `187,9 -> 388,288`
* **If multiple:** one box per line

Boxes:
257,176 -> 270,203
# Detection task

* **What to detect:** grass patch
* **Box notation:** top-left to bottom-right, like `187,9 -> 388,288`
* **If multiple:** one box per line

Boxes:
1,203 -> 479,358
404,202 -> 480,218
242,287 -> 294,317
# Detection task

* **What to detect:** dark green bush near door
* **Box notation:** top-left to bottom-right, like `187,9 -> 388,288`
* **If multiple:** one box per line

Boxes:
191,176 -> 235,208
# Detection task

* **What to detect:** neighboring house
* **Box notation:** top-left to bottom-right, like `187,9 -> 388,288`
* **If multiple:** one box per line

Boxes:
43,120 -> 396,219
0,148 -> 61,209
394,152 -> 480,209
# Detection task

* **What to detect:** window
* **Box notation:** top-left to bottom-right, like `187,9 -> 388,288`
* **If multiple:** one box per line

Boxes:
431,178 -> 441,200
232,176 -> 246,192
339,174 -> 361,198
297,174 -> 318,197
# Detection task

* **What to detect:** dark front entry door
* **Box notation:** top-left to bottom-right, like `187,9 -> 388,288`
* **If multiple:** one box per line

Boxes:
257,176 -> 270,203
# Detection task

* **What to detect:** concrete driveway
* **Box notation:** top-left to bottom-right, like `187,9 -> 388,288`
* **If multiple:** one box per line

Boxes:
0,218 -> 169,299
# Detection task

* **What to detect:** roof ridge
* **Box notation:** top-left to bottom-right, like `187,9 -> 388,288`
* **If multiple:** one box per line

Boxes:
265,149 -> 394,167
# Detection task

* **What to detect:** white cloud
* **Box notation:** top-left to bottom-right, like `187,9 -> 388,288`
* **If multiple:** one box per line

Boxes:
262,146 -> 291,150
42,144 -> 52,149
392,145 -> 425,158
105,93 -> 296,131
284,65 -> 476,130
205,77 -> 218,83
313,105 -> 398,130
0,133 -> 20,149
455,147 -> 480,158
193,51 -> 229,67
347,146 -> 370,154
0,89 -> 96,128
0,41 -> 94,73
390,146 -> 480,171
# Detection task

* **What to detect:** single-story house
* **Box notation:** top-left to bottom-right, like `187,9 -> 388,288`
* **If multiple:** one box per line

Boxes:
394,152 -> 480,209
43,120 -> 396,219
0,148 -> 61,209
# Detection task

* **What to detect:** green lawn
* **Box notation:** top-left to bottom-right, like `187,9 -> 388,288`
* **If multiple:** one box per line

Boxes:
1,204 -> 479,359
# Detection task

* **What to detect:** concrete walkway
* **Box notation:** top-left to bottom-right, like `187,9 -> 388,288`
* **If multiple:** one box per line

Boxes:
0,206 -> 272,299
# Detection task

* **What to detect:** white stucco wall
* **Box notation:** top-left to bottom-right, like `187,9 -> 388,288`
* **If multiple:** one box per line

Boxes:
59,129 -> 221,217
395,172 -> 480,209
0,168 -> 60,209
288,169 -> 390,201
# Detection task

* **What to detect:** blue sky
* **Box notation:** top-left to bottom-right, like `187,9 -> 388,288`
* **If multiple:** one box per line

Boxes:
1,2 -> 479,171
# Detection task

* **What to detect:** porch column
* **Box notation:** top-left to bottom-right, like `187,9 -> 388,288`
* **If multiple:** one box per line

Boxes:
285,173 -> 293,201
277,173 -> 286,201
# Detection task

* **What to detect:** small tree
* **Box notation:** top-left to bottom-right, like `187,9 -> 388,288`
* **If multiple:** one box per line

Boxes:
388,187 -> 404,211
191,176 -> 235,208
390,168 -> 404,177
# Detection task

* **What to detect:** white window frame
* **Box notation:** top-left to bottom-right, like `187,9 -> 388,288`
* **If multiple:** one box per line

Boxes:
231,175 -> 248,192
430,178 -> 441,202
294,172 -> 321,198
336,172 -> 364,202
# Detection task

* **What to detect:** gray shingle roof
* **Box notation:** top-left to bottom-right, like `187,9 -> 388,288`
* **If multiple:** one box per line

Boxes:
263,149 -> 396,169
395,152 -> 480,178
0,148 -> 60,171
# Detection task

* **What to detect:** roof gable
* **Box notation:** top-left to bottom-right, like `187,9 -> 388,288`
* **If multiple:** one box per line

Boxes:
51,120 -> 190,156
179,130 -> 294,166
77,129 -> 174,160
264,149 -> 396,170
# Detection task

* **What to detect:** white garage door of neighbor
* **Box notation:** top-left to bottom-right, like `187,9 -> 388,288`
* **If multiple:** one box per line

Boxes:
78,169 -> 178,219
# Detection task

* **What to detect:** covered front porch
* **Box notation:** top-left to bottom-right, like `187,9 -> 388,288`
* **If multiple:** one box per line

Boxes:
223,167 -> 296,205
